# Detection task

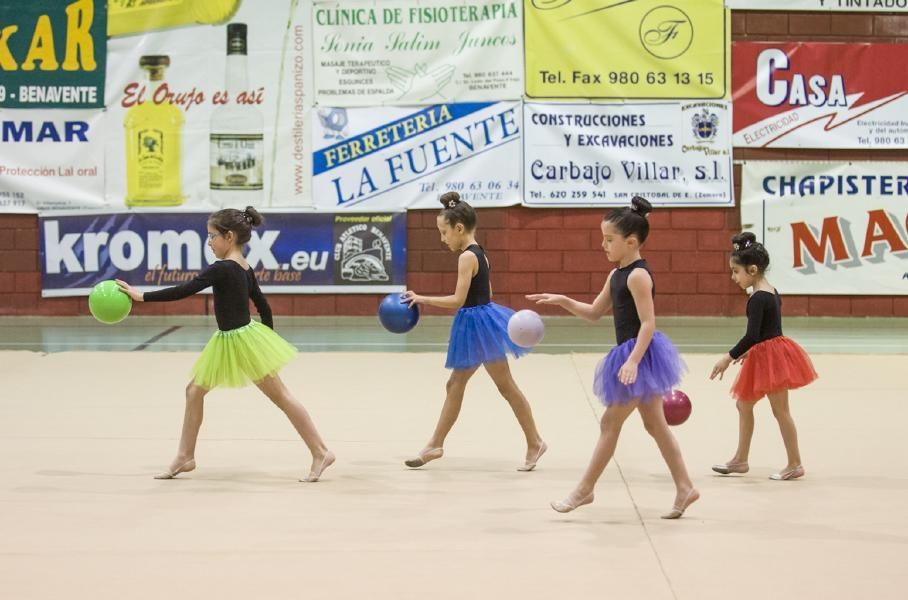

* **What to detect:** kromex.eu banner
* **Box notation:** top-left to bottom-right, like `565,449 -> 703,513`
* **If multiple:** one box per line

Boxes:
741,162 -> 908,295
733,43 -> 908,149
40,211 -> 407,296
523,101 -> 733,207
0,0 -> 107,109
313,0 -> 523,106
312,102 -> 521,209
524,0 -> 728,99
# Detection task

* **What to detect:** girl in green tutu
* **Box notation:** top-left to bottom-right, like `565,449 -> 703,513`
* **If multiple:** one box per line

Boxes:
117,207 -> 334,482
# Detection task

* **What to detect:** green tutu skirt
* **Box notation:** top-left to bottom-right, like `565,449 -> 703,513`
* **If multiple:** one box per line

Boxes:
191,320 -> 297,389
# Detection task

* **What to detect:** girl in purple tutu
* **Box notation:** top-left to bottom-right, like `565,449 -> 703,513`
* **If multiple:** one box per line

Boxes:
401,192 -> 546,471
528,196 -> 698,518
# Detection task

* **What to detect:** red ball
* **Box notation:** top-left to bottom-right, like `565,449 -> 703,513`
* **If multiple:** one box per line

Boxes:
663,390 -> 692,426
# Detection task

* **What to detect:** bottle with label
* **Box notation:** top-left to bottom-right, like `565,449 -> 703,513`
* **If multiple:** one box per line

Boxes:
108,0 -> 243,38
210,23 -> 264,208
124,55 -> 185,207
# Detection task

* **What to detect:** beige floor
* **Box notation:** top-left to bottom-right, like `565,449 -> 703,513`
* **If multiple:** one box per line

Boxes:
1,352 -> 905,600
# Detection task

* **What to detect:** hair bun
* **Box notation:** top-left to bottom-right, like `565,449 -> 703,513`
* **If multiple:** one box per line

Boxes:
630,196 -> 653,218
731,231 -> 757,252
243,206 -> 264,227
439,191 -> 461,209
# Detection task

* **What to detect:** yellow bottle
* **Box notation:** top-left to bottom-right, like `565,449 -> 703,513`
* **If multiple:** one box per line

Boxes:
108,0 -> 243,38
124,55 -> 185,207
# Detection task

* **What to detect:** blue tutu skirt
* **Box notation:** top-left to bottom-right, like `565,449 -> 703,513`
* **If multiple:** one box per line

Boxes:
594,331 -> 686,406
445,302 -> 529,370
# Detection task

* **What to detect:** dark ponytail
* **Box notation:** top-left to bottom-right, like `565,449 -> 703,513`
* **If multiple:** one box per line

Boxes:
730,232 -> 770,273
603,196 -> 653,242
438,192 -> 477,231
209,206 -> 263,245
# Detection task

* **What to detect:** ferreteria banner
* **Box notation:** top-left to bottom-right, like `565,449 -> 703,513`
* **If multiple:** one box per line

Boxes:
524,0 -> 728,99
726,0 -> 908,10
740,162 -> 908,295
733,43 -> 908,149
312,0 -> 523,106
312,102 -> 521,209
523,101 -> 733,207
0,0 -> 107,109
1,0 -> 313,213
39,211 -> 407,296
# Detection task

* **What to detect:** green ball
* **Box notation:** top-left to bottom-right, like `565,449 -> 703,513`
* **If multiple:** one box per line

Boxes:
88,280 -> 132,324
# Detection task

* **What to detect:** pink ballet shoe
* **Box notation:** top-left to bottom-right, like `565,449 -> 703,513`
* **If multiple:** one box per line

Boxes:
518,441 -> 548,472
154,458 -> 196,480
550,492 -> 594,513
661,488 -> 700,519
404,448 -> 443,468
712,461 -> 749,475
769,465 -> 804,481
300,451 -> 335,483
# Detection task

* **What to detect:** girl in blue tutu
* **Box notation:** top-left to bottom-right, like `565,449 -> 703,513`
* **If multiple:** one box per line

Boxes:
116,207 -> 334,483
528,197 -> 698,518
401,192 -> 547,471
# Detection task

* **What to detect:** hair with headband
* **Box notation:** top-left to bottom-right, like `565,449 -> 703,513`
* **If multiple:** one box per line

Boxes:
208,206 -> 263,245
603,195 -> 653,243
438,191 -> 477,231
730,232 -> 770,273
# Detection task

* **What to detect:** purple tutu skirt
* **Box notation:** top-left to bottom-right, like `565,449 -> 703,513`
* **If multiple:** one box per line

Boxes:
594,331 -> 686,406
446,302 -> 529,370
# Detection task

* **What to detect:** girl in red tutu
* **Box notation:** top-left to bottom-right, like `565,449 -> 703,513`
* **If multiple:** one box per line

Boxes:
710,232 -> 817,481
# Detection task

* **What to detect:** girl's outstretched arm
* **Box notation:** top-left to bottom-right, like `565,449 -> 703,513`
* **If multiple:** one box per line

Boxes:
402,251 -> 476,309
527,270 -> 615,321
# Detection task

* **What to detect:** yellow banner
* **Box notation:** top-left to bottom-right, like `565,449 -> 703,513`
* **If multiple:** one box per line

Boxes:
525,0 -> 728,99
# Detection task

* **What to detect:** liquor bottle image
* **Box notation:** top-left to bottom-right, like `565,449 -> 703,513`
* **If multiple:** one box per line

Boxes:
108,0 -> 243,38
210,23 -> 264,208
124,55 -> 185,207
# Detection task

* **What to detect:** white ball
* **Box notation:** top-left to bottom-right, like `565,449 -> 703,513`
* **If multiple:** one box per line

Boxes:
508,309 -> 545,348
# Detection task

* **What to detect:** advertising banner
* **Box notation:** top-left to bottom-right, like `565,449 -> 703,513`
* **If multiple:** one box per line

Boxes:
312,0 -> 523,106
312,102 -> 521,209
740,161 -> 908,295
524,0 -> 728,99
2,0 -> 314,213
523,101 -> 733,207
40,210 -> 407,296
726,1 -> 908,11
0,0 -> 107,109
733,42 -> 908,149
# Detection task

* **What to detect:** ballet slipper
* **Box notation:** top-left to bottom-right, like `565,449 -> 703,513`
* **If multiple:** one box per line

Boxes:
300,451 -> 336,483
661,488 -> 700,519
550,492 -> 594,513
518,441 -> 548,472
712,461 -> 749,475
154,458 -> 196,480
769,465 -> 804,481
404,447 -> 443,468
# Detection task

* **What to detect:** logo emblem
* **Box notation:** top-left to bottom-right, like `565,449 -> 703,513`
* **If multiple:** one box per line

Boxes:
691,109 -> 719,142
318,108 -> 349,140
334,224 -> 391,283
640,6 -> 693,60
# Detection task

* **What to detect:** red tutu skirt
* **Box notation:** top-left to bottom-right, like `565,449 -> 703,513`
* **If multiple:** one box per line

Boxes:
731,336 -> 817,402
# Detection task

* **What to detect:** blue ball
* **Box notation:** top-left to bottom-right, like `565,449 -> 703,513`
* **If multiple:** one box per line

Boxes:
378,293 -> 420,334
